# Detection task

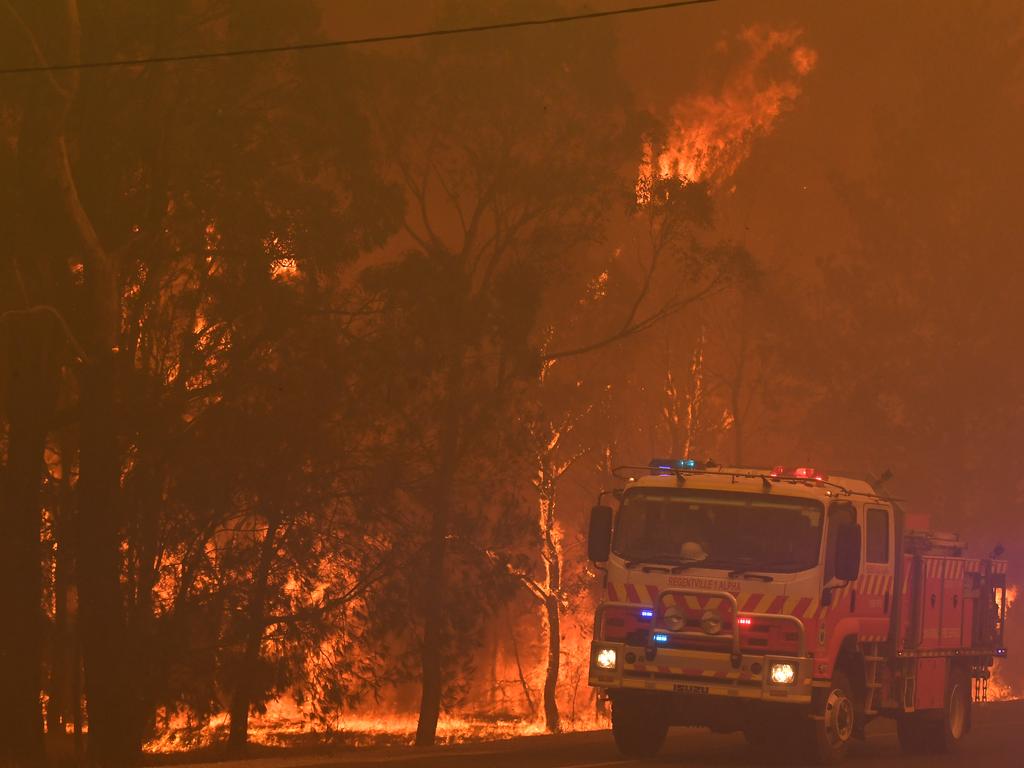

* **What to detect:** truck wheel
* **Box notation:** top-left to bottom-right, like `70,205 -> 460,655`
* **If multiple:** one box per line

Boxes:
897,669 -> 971,754
612,695 -> 668,759
808,670 -> 856,764
936,669 -> 971,752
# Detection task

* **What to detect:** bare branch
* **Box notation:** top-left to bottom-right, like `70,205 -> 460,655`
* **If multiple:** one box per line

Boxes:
543,276 -> 726,362
0,304 -> 89,361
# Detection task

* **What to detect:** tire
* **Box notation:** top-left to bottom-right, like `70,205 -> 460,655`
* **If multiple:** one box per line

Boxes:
611,694 -> 668,759
897,667 -> 971,754
807,670 -> 856,765
937,669 -> 971,752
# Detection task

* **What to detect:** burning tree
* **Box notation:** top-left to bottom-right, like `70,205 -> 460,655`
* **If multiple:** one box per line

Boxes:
1,0 -> 400,762
0,1 -> 831,762
354,1 -> 647,744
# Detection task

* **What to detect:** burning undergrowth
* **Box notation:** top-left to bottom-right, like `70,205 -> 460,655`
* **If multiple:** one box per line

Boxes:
143,704 -> 563,755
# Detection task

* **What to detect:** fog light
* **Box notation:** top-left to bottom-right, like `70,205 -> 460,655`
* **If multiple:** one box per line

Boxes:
769,662 -> 796,685
595,648 -> 617,670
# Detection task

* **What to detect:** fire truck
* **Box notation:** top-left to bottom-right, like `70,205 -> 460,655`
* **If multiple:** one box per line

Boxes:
587,460 -> 1009,764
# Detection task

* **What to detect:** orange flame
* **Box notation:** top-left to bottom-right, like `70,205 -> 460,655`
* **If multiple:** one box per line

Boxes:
989,585 -> 1018,700
638,26 -> 817,202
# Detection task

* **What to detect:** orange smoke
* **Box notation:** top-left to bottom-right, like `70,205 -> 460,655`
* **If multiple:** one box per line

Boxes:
638,25 -> 817,201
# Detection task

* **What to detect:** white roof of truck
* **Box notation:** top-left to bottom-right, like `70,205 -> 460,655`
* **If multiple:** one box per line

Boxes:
622,465 -> 884,504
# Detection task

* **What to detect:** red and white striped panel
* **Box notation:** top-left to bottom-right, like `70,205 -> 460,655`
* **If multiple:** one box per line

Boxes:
859,573 -> 893,595
607,582 -> 662,604
944,560 -> 965,580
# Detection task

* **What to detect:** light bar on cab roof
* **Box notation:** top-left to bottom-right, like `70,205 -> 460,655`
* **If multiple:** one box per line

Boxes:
649,457 -> 699,471
771,466 -> 828,481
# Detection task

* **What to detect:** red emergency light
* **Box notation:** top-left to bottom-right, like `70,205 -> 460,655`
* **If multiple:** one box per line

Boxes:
737,617 -> 753,626
770,466 -> 828,481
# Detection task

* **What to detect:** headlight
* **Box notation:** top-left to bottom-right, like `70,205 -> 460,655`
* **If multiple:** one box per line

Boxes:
663,607 -> 685,631
595,648 -> 617,670
700,609 -> 722,635
769,662 -> 796,685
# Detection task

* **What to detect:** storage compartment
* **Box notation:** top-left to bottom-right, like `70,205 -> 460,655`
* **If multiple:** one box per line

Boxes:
940,560 -> 964,647
919,557 -> 943,649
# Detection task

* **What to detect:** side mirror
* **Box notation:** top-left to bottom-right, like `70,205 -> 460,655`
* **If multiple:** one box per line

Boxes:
835,522 -> 862,582
588,505 -> 613,562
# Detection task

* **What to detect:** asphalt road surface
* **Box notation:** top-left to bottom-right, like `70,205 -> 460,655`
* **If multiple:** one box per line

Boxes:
184,700 -> 1023,768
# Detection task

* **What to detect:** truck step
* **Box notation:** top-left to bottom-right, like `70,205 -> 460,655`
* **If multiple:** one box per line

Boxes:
863,656 -> 885,662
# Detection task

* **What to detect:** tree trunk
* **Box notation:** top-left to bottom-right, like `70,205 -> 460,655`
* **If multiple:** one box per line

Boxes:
538,463 -> 562,734
0,312 -> 61,766
542,595 -> 561,733
3,4 -> 79,762
77,342 -> 135,765
8,2 -> 136,762
415,360 -> 464,747
227,515 -> 281,756
47,451 -> 72,741
415,508 -> 447,746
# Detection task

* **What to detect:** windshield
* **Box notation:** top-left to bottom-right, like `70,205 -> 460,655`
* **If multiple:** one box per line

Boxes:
612,488 -> 824,572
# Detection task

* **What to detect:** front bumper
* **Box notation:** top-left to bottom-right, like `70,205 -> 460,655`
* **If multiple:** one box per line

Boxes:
589,589 -> 814,704
588,641 -> 813,703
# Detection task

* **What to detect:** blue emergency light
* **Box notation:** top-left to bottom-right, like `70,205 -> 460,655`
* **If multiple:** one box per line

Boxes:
640,609 -> 654,619
653,632 -> 669,644
648,458 -> 699,471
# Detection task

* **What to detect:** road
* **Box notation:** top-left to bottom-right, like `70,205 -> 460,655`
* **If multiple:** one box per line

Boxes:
180,701 -> 1023,768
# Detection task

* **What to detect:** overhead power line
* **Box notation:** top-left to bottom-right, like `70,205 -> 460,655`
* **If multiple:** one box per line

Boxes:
0,0 -> 719,75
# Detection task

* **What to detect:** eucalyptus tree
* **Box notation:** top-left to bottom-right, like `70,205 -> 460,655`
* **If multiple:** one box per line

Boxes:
1,0 -> 400,762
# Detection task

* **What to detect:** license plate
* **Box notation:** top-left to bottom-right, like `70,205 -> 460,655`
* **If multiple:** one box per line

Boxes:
673,684 -> 709,695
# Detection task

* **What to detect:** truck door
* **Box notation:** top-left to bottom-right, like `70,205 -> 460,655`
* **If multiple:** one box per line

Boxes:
861,506 -> 895,641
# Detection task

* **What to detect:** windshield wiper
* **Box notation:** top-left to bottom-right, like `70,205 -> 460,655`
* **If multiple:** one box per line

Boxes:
727,560 -> 804,579
624,556 -> 705,573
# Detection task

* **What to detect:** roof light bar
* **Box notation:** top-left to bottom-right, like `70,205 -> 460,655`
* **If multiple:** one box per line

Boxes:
771,466 -> 828,481
648,457 -> 699,471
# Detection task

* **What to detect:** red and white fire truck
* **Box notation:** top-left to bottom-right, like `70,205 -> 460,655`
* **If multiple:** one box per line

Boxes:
587,460 -> 1009,764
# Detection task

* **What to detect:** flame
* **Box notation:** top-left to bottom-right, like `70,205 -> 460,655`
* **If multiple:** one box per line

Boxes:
988,584 -> 1018,700
270,257 -> 298,280
637,25 -> 817,202
142,570 -> 609,753
265,230 -> 299,280
143,698 -> 592,754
